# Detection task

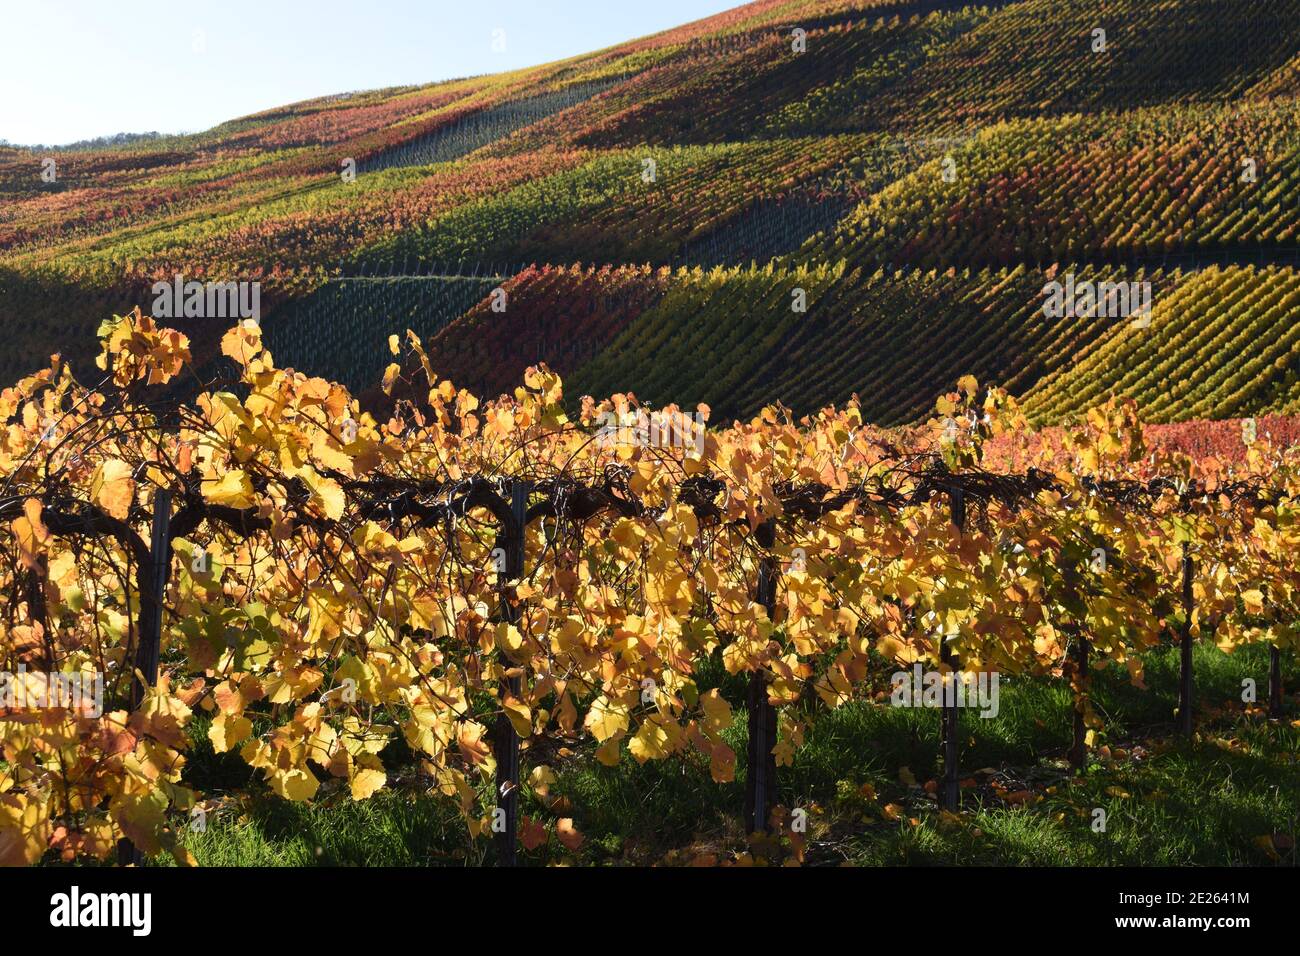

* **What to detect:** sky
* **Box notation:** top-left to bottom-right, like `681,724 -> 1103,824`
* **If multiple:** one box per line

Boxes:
0,0 -> 742,146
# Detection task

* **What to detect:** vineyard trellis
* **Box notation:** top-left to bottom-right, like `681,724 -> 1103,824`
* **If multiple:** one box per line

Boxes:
0,312 -> 1295,866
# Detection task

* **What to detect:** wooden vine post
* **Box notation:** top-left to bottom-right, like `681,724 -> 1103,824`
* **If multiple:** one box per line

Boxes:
118,487 -> 173,866
1070,631 -> 1091,770
1064,560 -> 1090,772
1177,542 -> 1195,738
25,555 -> 52,671
940,488 -> 964,812
745,518 -> 779,835
494,481 -> 529,866
1268,647 -> 1284,718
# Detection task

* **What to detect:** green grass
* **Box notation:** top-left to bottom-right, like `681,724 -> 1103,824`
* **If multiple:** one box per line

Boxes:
171,791 -> 472,867
158,643 -> 1298,866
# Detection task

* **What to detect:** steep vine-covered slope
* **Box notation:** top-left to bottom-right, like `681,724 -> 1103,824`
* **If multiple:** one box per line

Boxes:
3,0 -> 1299,424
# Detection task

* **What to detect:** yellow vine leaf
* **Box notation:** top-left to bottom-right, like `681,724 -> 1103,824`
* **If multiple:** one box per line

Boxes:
203,470 -> 256,509
209,713 -> 253,753
503,697 -> 532,737
584,696 -> 629,743
91,458 -> 135,521
628,718 -> 671,763
11,499 -> 50,570
269,768 -> 319,802
221,322 -> 263,366
350,768 -> 387,801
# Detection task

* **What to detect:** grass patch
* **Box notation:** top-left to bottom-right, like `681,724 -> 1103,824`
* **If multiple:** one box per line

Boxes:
157,644 -> 1297,866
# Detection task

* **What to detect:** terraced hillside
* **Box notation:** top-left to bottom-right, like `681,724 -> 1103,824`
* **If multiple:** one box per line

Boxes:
3,0 -> 1300,425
